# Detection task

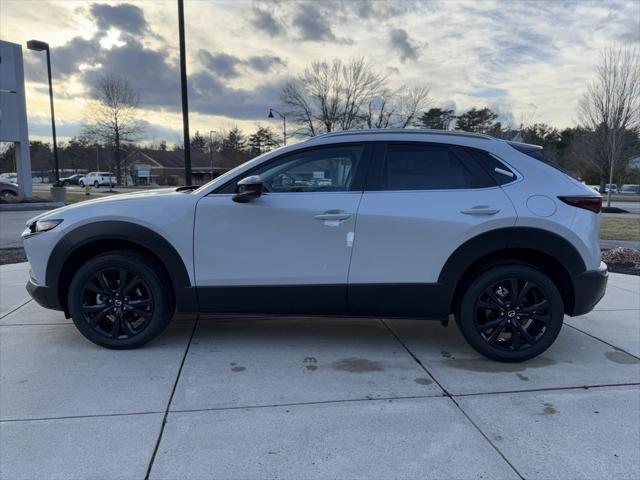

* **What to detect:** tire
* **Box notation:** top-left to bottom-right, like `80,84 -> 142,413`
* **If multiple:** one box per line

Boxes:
0,189 -> 17,198
63,181 -> 69,186
93,181 -> 99,188
67,251 -> 174,349
456,264 -> 564,362
79,181 -> 84,188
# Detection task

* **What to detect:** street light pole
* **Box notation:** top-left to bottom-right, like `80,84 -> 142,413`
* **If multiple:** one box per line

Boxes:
177,0 -> 192,185
27,40 -> 61,186
268,108 -> 287,146
209,130 -> 216,180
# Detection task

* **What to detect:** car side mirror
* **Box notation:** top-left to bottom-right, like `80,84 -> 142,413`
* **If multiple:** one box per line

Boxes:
232,175 -> 263,203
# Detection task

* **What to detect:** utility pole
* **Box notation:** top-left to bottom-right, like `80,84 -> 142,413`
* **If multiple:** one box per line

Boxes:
209,130 -> 215,181
177,0 -> 192,185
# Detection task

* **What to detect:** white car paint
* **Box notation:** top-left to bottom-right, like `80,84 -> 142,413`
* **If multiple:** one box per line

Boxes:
23,129 -> 603,292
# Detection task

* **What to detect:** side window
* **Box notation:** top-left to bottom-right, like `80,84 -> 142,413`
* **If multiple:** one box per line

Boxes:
466,149 -> 516,186
382,144 -> 474,190
254,145 -> 364,193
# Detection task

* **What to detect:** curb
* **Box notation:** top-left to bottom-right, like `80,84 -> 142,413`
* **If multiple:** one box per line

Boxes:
0,202 -> 65,212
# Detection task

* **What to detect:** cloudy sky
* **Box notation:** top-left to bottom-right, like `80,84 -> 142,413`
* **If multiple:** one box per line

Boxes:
1,0 -> 638,144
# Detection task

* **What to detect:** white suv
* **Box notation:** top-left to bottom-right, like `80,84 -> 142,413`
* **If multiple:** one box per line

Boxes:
78,172 -> 116,188
23,129 -> 607,362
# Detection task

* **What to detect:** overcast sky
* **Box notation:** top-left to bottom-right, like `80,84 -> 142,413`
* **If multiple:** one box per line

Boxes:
2,0 -> 639,144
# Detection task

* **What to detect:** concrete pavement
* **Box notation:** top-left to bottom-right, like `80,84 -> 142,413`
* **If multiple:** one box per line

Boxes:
0,262 -> 638,479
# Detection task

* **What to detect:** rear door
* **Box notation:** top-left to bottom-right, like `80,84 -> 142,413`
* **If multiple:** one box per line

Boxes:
348,142 -> 517,316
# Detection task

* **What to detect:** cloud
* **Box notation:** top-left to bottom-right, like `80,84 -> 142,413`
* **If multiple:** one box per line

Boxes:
199,51 -> 286,79
190,71 -> 284,119
389,28 -> 420,62
90,3 -> 147,34
246,55 -> 286,72
82,35 -> 181,111
198,51 -> 242,79
25,36 -> 102,81
292,4 -> 352,43
250,8 -> 284,36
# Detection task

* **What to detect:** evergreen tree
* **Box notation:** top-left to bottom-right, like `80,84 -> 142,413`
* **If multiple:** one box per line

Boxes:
416,108 -> 455,130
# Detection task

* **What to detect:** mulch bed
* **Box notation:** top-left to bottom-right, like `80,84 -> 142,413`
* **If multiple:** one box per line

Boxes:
602,247 -> 640,276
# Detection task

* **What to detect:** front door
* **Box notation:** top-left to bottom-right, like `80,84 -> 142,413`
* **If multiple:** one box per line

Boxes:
194,143 -> 369,314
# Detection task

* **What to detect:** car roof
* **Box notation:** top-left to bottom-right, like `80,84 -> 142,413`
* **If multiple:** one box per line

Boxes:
301,128 -> 505,150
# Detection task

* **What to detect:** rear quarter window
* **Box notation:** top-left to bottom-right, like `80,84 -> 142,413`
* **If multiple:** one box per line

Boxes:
463,148 -> 517,186
507,142 -> 578,180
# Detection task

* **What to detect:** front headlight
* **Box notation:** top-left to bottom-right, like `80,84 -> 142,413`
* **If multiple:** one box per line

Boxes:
23,219 -> 63,238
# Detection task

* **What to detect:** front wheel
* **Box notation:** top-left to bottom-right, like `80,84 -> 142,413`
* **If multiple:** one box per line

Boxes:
68,251 -> 174,349
457,264 -> 564,362
93,181 -> 99,188
79,181 -> 85,188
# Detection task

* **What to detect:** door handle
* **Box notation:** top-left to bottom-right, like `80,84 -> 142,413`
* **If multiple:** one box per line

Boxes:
461,206 -> 501,216
314,210 -> 351,221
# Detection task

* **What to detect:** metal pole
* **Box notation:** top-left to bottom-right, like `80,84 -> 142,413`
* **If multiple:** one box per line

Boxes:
209,130 -> 214,180
282,115 -> 287,146
45,47 -> 60,185
178,0 -> 192,185
607,153 -> 614,208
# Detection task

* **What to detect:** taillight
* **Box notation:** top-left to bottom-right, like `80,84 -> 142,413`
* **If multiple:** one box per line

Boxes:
558,196 -> 602,213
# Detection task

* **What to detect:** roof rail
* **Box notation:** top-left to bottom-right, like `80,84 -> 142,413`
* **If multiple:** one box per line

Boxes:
307,128 -> 496,141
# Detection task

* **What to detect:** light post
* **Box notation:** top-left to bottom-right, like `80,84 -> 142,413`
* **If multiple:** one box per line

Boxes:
268,108 -> 287,146
27,39 -> 64,199
177,0 -> 192,185
209,130 -> 216,181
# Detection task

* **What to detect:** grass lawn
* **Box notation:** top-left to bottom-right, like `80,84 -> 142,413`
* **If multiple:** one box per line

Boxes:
600,217 -> 640,241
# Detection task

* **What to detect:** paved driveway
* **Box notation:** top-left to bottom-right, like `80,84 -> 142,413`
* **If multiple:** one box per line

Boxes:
1,263 -> 638,479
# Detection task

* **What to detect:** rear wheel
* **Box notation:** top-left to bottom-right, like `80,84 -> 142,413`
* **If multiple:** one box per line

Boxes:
457,264 -> 564,362
68,251 -> 174,349
93,180 -> 99,188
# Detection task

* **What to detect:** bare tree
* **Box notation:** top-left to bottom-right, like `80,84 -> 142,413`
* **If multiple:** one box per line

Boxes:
281,57 -> 430,136
83,73 -> 145,183
396,86 -> 431,127
578,46 -> 640,206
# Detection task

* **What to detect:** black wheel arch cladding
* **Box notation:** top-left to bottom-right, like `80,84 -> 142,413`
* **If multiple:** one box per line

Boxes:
46,221 -> 197,312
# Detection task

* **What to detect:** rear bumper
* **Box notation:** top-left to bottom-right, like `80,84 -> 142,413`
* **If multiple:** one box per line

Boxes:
26,278 -> 62,310
571,262 -> 608,316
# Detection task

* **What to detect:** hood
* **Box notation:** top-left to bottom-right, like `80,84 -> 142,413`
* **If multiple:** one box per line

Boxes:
26,187 -> 189,226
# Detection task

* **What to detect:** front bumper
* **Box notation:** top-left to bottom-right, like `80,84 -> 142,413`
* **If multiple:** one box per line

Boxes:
26,278 -> 62,311
571,261 -> 608,316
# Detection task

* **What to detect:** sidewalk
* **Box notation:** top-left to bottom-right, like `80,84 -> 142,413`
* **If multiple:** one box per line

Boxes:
0,263 -> 638,479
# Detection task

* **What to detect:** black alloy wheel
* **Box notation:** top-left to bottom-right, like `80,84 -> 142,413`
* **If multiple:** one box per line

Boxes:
457,264 -> 564,362
474,278 -> 550,352
68,251 -> 174,349
80,267 -> 154,340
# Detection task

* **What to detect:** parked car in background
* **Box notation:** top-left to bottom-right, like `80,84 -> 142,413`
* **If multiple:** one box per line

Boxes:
604,183 -> 618,194
0,172 -> 18,183
620,184 -> 640,194
79,172 -> 116,188
0,178 -> 19,198
23,129 -> 608,362
60,174 -> 84,186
